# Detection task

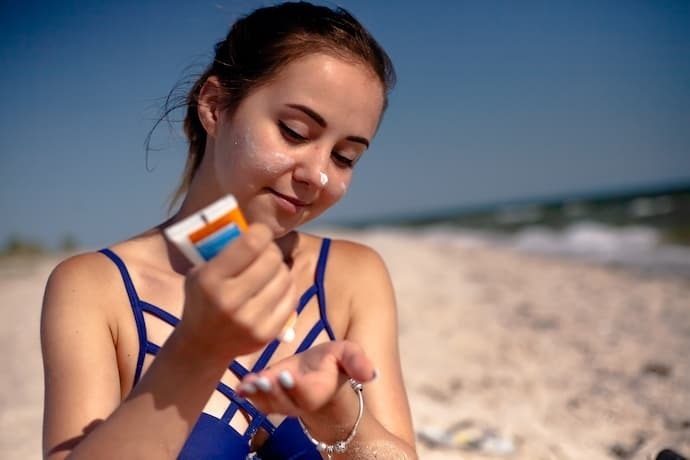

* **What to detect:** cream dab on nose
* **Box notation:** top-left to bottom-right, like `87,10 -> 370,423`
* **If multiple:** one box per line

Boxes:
319,172 -> 329,186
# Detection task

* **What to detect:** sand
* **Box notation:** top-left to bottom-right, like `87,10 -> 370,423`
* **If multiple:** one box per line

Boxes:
1,228 -> 688,459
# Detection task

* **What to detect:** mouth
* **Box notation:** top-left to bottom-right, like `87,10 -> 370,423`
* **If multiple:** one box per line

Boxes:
268,189 -> 310,213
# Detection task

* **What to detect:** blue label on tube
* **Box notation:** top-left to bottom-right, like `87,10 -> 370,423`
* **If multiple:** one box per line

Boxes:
195,224 -> 241,261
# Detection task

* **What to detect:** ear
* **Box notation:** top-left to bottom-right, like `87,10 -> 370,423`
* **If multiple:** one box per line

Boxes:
197,76 -> 223,138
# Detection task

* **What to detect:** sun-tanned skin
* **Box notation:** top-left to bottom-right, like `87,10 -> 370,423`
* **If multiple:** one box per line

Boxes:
41,51 -> 416,459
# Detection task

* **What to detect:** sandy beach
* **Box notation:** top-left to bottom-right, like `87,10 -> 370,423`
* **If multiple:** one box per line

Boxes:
1,228 -> 688,459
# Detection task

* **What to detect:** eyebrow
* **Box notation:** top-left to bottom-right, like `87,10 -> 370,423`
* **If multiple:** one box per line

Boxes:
286,103 -> 370,148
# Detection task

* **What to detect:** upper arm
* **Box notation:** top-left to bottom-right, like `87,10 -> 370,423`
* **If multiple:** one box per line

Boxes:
41,254 -> 123,459
337,242 -> 416,446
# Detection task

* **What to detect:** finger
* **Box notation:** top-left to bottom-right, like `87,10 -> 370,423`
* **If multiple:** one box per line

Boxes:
281,360 -> 353,415
335,340 -> 377,384
274,368 -> 330,417
238,372 -> 301,417
232,268 -> 298,342
216,242 -> 285,307
237,374 -> 260,397
205,223 -> 274,277
260,276 -> 299,342
259,371 -> 302,416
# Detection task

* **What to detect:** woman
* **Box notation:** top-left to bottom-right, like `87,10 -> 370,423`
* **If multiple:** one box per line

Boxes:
41,2 -> 416,458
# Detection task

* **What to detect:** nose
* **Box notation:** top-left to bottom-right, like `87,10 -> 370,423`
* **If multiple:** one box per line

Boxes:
292,145 -> 330,189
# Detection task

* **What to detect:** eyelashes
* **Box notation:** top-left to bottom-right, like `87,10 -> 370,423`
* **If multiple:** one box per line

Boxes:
332,152 -> 354,168
278,120 -> 356,169
278,120 -> 307,142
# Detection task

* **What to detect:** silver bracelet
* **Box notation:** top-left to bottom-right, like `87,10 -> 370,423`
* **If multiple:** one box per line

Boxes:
297,379 -> 364,459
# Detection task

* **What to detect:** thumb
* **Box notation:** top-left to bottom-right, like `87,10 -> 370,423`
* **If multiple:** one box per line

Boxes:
336,340 -> 377,383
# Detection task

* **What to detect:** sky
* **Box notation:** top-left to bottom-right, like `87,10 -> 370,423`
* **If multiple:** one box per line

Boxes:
1,0 -> 689,249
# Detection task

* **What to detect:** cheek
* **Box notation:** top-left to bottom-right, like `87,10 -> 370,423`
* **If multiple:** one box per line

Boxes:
261,150 -> 295,174
325,175 -> 350,201
213,139 -> 239,185
241,127 -> 295,174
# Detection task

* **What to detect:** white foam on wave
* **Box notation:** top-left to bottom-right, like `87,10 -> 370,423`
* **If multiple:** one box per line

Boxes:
388,221 -> 690,277
505,222 -> 690,276
512,222 -> 660,259
319,221 -> 690,276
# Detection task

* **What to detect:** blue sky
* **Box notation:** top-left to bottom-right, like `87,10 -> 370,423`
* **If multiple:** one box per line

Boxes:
1,0 -> 689,249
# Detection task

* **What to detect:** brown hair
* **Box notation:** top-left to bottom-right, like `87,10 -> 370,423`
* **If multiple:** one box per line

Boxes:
154,1 -> 396,209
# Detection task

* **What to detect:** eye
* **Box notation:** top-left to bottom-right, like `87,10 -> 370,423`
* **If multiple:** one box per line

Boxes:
332,151 -> 355,169
278,120 -> 307,142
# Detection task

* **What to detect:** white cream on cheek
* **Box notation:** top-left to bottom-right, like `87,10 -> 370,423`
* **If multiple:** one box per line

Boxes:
242,127 -> 295,174
333,178 -> 348,197
230,126 -> 350,200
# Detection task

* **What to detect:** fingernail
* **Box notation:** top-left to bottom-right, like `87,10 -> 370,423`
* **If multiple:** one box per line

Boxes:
255,376 -> 272,392
278,370 -> 295,389
239,382 -> 257,395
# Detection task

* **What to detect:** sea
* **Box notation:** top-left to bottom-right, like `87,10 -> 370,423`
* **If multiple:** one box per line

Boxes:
351,183 -> 690,279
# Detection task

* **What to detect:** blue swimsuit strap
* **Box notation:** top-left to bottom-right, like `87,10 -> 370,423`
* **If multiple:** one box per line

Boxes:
296,237 -> 336,353
99,238 -> 335,438
99,248 -> 148,386
218,238 -> 335,432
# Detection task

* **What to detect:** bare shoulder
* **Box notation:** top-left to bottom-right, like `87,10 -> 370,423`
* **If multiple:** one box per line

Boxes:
325,237 -> 391,285
295,232 -> 390,285
45,251 -> 119,300
42,250 -> 136,458
42,250 -> 125,330
47,251 -> 116,284
313,235 -> 396,320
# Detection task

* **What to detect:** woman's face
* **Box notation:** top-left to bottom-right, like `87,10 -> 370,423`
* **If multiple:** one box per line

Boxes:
207,53 -> 385,237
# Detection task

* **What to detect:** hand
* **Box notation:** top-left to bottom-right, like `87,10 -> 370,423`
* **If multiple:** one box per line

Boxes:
176,223 -> 298,361
236,340 -> 377,417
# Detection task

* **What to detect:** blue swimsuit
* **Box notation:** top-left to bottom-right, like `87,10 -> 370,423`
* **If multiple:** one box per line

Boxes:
99,238 -> 335,459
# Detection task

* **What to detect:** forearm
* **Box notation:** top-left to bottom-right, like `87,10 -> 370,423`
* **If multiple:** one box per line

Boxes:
336,411 -> 417,459
299,383 -> 417,460
61,329 -> 229,460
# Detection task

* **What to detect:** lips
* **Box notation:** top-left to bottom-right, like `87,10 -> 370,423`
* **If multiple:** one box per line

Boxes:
268,188 -> 311,212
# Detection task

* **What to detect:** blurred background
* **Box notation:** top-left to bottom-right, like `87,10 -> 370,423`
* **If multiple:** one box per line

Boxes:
1,0 -> 689,263
1,2 -> 689,459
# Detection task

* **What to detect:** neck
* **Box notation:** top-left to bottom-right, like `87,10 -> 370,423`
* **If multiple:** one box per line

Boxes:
275,231 -> 300,267
170,150 -> 226,226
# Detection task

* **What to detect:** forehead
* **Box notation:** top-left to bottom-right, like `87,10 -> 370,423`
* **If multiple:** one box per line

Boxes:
256,54 -> 385,137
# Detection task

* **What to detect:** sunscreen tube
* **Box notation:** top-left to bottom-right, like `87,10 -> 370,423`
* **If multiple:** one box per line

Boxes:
164,194 -> 296,342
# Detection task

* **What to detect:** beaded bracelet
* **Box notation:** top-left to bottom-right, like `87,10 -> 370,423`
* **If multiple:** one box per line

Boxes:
297,379 -> 364,460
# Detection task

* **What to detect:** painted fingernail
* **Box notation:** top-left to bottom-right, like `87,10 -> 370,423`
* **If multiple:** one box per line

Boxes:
278,370 -> 295,389
239,382 -> 257,395
255,376 -> 273,392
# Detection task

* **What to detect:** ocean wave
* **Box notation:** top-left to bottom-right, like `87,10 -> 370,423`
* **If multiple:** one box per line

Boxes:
412,221 -> 690,277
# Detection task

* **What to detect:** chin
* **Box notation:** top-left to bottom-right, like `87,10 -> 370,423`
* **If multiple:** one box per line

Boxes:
270,225 -> 292,239
250,215 -> 297,239
246,205 -> 320,238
